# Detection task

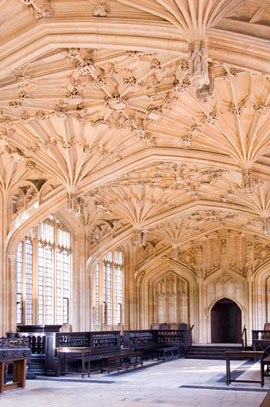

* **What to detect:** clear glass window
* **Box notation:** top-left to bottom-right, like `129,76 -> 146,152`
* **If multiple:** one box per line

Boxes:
16,217 -> 71,326
95,249 -> 124,327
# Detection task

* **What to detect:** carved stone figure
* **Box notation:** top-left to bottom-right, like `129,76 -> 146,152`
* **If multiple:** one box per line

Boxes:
188,41 -> 209,90
242,168 -> 253,193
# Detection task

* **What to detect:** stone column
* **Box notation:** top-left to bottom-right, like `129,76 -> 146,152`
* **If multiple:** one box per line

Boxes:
245,239 -> 254,342
196,277 -> 204,343
135,282 -> 141,329
8,254 -> 17,334
195,243 -> 204,343
124,241 -> 136,330
247,275 -> 254,344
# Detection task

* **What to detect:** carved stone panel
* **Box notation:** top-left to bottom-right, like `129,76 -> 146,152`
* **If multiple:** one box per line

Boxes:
154,272 -> 188,324
205,271 -> 245,313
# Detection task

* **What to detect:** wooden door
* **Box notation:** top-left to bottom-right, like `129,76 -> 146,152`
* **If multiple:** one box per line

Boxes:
211,298 -> 241,343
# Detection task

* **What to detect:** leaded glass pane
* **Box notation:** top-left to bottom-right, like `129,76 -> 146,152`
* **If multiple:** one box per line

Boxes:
95,264 -> 100,324
104,251 -> 112,262
57,228 -> 70,249
25,238 -> 33,324
16,242 -> 23,324
113,266 -> 123,324
114,250 -> 123,265
17,217 -> 71,326
100,249 -> 124,326
103,262 -> 106,324
56,248 -> 71,324
106,263 -> 112,324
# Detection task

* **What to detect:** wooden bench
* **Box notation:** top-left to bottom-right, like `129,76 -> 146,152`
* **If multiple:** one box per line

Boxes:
123,328 -> 192,360
100,350 -> 143,373
56,347 -> 91,378
253,339 -> 270,352
123,330 -> 159,360
156,329 -> 191,356
262,355 -> 270,377
55,331 -> 143,374
157,346 -> 180,360
260,346 -> 270,387
252,327 -> 270,352
261,392 -> 270,407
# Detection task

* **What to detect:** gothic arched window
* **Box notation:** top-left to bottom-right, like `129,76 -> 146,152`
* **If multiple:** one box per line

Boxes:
16,216 -> 71,326
94,249 -> 124,327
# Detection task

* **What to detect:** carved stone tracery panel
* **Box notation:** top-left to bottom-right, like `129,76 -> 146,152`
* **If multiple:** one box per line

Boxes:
154,272 -> 188,324
205,271 -> 245,316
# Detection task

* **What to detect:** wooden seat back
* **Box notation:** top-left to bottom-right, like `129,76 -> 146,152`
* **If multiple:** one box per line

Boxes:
55,331 -> 121,355
263,324 -> 270,339
123,330 -> 157,349
160,323 -> 170,330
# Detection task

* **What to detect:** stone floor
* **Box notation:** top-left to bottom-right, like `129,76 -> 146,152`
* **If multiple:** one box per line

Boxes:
1,358 -> 269,407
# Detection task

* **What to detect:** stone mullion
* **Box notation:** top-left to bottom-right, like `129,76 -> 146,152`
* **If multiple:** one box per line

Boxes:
111,257 -> 115,328
33,229 -> 39,324
53,221 -> 58,325
266,278 -> 270,328
21,240 -> 26,325
98,260 -> 102,328
1,192 -> 10,336
80,228 -> 89,331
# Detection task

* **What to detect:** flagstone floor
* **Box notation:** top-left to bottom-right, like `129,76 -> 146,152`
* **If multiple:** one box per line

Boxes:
1,358 -> 269,407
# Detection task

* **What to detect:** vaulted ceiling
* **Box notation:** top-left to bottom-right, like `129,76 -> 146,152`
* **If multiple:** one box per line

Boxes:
1,0 -> 270,261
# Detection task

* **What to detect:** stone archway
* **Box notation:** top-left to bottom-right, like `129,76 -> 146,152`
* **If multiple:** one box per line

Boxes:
211,298 -> 242,343
136,258 -> 196,330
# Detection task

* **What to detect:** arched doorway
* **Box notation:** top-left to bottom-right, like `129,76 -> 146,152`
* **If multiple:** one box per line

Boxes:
211,298 -> 241,343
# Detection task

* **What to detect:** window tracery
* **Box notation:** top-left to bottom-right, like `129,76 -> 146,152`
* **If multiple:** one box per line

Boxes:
16,216 -> 71,325
94,249 -> 123,327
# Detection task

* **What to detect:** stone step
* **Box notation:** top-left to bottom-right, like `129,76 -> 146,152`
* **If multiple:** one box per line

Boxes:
188,347 -> 242,353
186,354 -> 227,360
187,351 -> 228,357
185,345 -> 251,360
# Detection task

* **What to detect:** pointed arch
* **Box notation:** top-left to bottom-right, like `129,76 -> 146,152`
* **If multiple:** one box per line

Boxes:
253,259 -> 270,330
202,268 -> 247,343
136,257 -> 197,330
9,213 -> 77,329
210,297 -> 242,343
